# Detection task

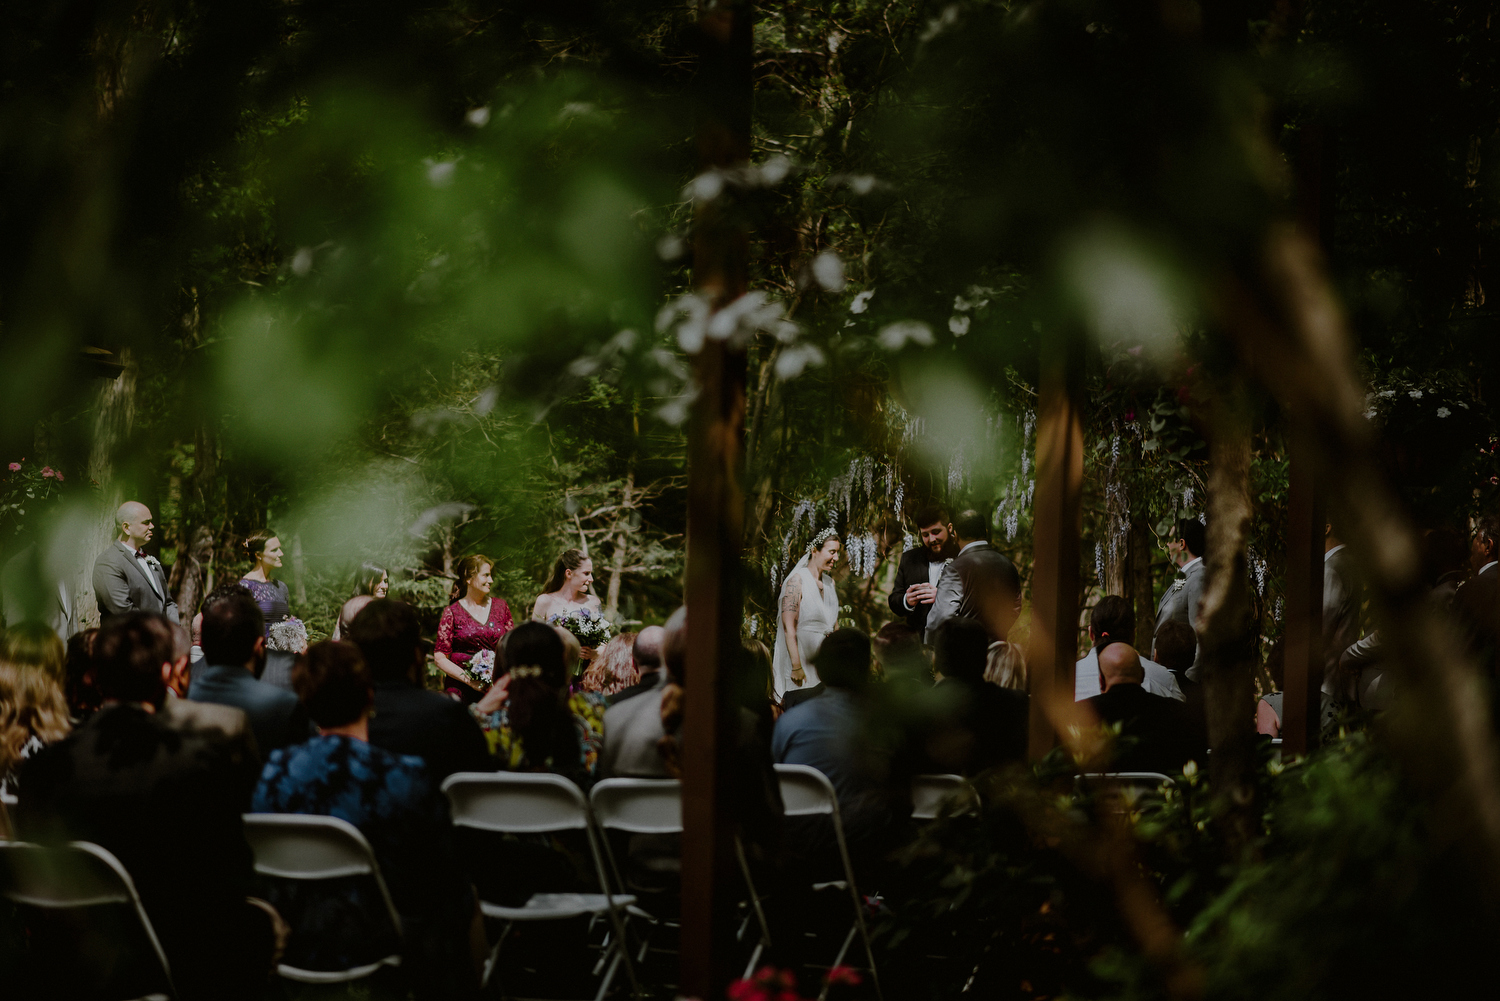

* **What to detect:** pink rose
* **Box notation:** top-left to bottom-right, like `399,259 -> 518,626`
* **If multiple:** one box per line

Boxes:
41,467 -> 55,479
54,470 -> 63,481
6,462 -> 18,472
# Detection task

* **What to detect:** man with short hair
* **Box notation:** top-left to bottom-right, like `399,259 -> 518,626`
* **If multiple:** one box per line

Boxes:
162,620 -> 259,777
607,624 -> 666,706
17,612 -> 272,1000
1085,642 -> 1203,775
926,617 -> 1029,773
93,500 -> 179,623
1076,596 -> 1184,701
347,598 -> 491,783
189,584 -> 311,754
887,506 -> 960,634
1154,517 -> 1206,645
924,509 -> 1022,644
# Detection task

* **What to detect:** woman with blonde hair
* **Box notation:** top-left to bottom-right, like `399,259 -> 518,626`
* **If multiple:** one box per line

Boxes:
578,631 -> 639,697
0,621 -> 72,802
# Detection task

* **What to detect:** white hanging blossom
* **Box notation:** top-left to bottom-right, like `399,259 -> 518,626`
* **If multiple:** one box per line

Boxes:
748,614 -> 760,638
850,289 -> 876,314
1274,596 -> 1283,623
1095,542 -> 1106,584
894,483 -> 905,527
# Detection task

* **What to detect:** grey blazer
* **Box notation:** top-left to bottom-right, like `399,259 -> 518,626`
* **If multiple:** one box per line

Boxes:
1323,546 -> 1362,677
1154,557 -> 1207,638
925,542 -> 1019,642
94,542 -> 179,623
601,683 -> 669,778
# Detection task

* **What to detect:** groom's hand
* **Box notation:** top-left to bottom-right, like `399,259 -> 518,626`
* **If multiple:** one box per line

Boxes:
906,582 -> 937,607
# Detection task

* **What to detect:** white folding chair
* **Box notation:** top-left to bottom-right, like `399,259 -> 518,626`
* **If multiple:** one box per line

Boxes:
774,764 -> 883,1001
589,778 -> 775,978
442,771 -> 639,1000
242,813 -> 404,984
910,774 -> 980,820
0,839 -> 174,1000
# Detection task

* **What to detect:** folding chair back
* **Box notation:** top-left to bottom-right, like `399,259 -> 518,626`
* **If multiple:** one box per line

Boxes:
911,773 -> 979,819
0,839 -> 175,998
589,779 -> 683,834
242,814 -> 403,984
443,770 -> 591,834
774,763 -> 839,817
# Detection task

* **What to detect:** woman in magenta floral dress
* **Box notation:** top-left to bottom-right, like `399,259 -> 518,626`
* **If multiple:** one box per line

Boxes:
433,555 -> 514,704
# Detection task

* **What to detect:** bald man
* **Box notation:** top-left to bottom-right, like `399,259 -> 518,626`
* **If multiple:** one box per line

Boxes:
93,501 -> 179,623
1084,642 -> 1202,775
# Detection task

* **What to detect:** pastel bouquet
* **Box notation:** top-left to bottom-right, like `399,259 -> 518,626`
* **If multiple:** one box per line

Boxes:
267,617 -> 308,654
549,608 -> 613,648
468,648 -> 497,686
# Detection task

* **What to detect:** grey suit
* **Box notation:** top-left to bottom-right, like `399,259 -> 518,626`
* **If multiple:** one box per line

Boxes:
601,681 -> 669,778
1323,545 -> 1362,686
1154,556 -> 1207,639
925,541 -> 1020,642
94,541 -> 179,623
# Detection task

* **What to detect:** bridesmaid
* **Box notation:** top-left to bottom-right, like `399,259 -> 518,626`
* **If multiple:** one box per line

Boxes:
331,561 -> 389,641
434,555 -> 514,704
240,530 -> 300,690
531,548 -> 603,665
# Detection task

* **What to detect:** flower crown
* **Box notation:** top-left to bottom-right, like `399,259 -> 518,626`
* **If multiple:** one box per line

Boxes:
510,665 -> 543,679
806,527 -> 840,554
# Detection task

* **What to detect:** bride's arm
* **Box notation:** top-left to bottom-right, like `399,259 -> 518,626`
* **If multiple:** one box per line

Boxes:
780,575 -> 805,684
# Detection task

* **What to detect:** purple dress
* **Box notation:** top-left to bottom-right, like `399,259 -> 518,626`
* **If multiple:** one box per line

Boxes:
241,577 -> 296,689
435,599 -> 515,703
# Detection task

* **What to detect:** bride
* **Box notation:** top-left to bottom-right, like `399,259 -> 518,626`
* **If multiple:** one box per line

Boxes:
773,529 -> 843,702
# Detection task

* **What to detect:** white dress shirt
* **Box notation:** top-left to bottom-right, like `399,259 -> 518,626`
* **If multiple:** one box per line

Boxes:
1075,645 -> 1186,702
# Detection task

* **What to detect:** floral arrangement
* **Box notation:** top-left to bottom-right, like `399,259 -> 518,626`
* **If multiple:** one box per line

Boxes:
726,966 -> 860,1001
549,608 -> 613,648
469,648 -> 496,685
267,617 -> 308,654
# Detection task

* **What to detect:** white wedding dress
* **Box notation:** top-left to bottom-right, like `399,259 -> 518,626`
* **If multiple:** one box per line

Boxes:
772,562 -> 840,701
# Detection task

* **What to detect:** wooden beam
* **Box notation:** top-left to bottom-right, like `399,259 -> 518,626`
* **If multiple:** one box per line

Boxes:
1027,335 -> 1085,759
680,2 -> 752,998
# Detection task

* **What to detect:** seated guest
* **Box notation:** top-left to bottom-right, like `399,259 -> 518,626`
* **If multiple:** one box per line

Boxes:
601,619 -> 676,778
1085,642 -> 1202,775
772,628 -> 899,860
474,622 -> 590,785
1075,596 -> 1185,701
608,625 -> 666,705
348,598 -> 491,783
1153,620 -> 1207,735
927,617 -> 1030,773
331,593 -> 374,645
162,622 -> 260,790
253,641 -> 479,998
63,627 -> 103,722
0,622 -> 72,803
16,612 -> 272,1000
872,621 -> 928,682
580,630 -> 640,697
189,584 -> 311,754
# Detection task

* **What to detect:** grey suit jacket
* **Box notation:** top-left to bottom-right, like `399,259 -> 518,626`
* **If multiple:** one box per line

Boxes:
1323,545 -> 1362,678
94,542 -> 179,623
925,542 -> 1019,642
601,682 -> 669,778
1154,557 -> 1207,637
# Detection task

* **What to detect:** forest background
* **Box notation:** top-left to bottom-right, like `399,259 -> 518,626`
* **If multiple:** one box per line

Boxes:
8,2 -> 1500,999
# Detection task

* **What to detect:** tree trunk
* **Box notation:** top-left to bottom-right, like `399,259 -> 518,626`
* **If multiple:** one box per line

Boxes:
172,525 -> 215,623
70,350 -> 137,632
604,472 -> 634,618
1195,378 -> 1260,857
291,534 -> 308,606
1131,512 -> 1157,651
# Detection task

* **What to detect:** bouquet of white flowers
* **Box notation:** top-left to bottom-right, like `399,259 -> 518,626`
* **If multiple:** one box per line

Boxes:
267,617 -> 308,654
549,609 -> 613,648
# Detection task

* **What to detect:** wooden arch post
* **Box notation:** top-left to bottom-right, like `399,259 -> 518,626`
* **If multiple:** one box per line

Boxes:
1028,332 -> 1086,758
680,2 -> 753,999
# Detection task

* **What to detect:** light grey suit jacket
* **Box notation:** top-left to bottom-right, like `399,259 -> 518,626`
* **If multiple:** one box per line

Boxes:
1322,545 -> 1361,678
1154,557 -> 1207,637
601,681 -> 669,778
94,542 -> 179,623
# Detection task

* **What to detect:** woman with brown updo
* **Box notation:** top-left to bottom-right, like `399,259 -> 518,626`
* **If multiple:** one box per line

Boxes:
240,530 -> 303,690
434,555 -> 514,704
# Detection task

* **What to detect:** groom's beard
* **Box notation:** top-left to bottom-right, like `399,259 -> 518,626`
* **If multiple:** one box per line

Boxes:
927,539 -> 959,561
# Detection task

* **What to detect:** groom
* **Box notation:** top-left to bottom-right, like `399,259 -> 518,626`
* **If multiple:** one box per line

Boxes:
887,505 -> 961,635
94,501 -> 179,623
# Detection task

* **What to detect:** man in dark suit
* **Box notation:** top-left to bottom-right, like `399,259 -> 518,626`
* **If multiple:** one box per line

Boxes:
927,617 -> 1029,773
93,500 -> 179,623
17,612 -> 273,1000
924,509 -> 1022,644
887,505 -> 960,634
348,598 -> 492,784
188,584 -> 311,754
1085,642 -> 1204,775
